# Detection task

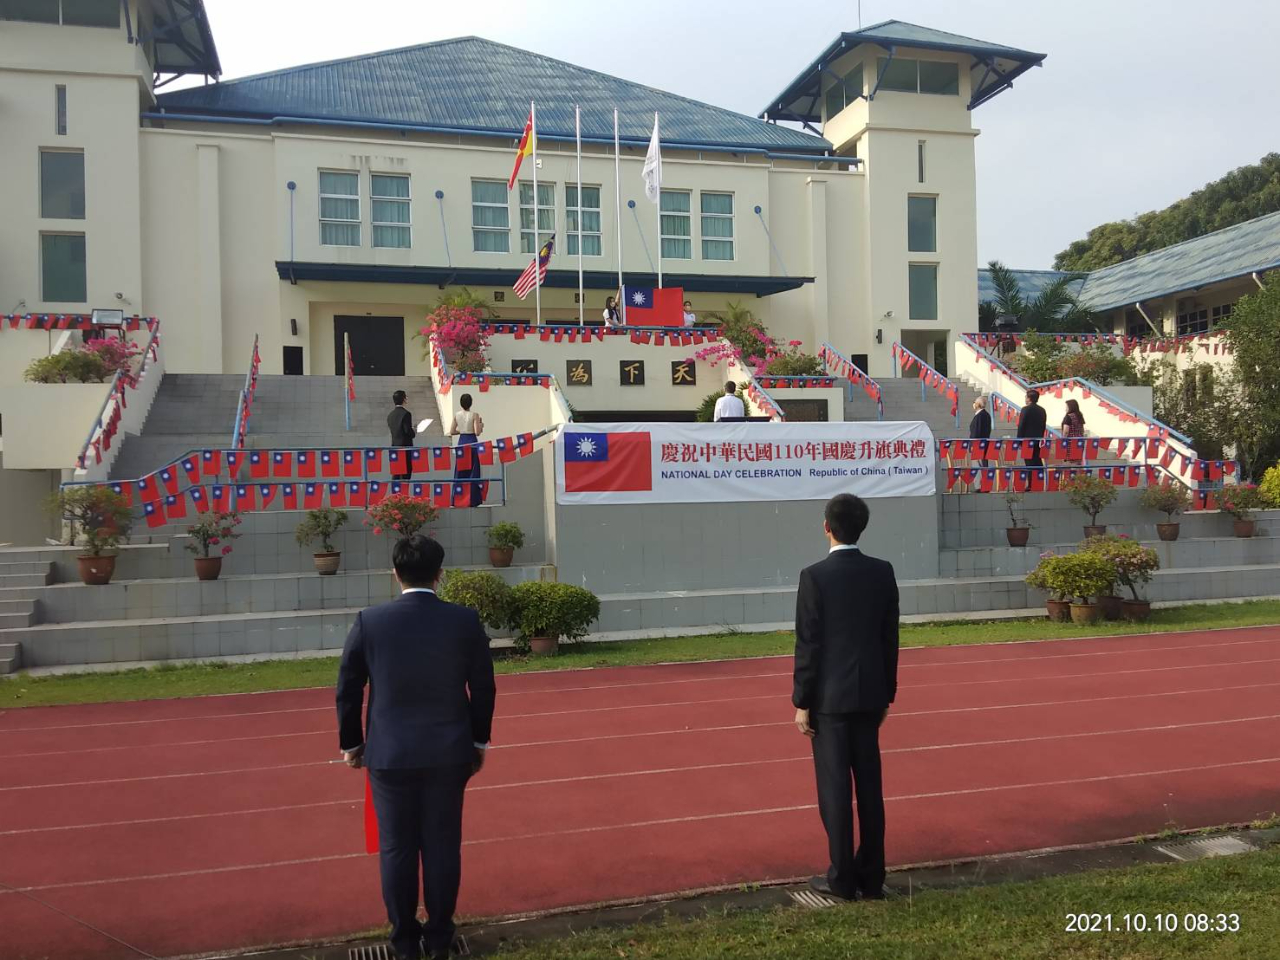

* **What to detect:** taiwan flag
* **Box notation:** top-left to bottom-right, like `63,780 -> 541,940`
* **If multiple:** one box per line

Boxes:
272,451 -> 292,477
343,450 -> 361,478
211,485 -> 232,512
327,482 -> 347,508
110,482 -> 133,505
622,286 -> 683,326
164,493 -> 187,520
303,483 -> 323,509
189,486 -> 210,513
281,484 -> 299,510
181,456 -> 201,486
296,451 -> 316,478
249,451 -> 269,479
563,431 -> 652,493
202,449 -> 222,477
143,500 -> 165,528
320,451 -> 340,478
367,481 -> 387,507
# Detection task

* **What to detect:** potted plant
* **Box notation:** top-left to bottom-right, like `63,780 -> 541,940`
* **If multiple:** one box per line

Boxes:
486,521 -> 525,568
295,507 -> 348,575
1084,534 -> 1159,621
46,485 -> 133,585
365,493 -> 438,538
1004,491 -> 1031,547
184,511 -> 241,580
1052,551 -> 1116,625
1062,474 -> 1118,538
1025,552 -> 1069,622
508,581 -> 600,656
1139,484 -> 1190,541
439,570 -> 514,631
1218,484 -> 1265,538
1081,534 -> 1129,620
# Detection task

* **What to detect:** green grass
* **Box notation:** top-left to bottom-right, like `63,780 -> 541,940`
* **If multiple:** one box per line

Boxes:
495,846 -> 1280,959
2,599 -> 1278,709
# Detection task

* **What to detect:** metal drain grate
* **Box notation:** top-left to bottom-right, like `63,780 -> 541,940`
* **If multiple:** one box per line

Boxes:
1155,835 -> 1257,862
349,947 -> 392,960
790,889 -> 841,909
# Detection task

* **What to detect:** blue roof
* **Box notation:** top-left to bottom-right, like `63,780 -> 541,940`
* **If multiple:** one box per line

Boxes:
761,19 -> 1046,120
977,268 -> 1084,304
1077,210 -> 1280,311
154,37 -> 829,153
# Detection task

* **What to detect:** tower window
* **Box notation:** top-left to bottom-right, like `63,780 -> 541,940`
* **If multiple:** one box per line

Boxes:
55,84 -> 67,135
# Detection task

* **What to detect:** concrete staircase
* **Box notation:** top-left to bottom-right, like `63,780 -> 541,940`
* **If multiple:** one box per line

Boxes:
840,376 -> 1014,439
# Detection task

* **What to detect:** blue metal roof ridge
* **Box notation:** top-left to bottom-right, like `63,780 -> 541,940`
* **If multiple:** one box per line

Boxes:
140,111 -> 851,161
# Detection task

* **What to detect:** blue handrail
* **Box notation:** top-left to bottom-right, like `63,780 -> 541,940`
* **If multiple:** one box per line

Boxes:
230,334 -> 260,450
892,341 -> 960,427
958,333 -> 1193,446
75,320 -> 163,470
820,342 -> 884,420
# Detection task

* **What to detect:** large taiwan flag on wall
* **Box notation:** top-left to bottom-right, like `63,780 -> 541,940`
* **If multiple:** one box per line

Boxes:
622,286 -> 683,326
563,431 -> 652,493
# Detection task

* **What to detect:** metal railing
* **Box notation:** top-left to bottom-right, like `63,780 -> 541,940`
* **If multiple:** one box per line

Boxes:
75,319 -> 163,470
230,334 -> 261,450
891,341 -> 960,427
819,342 -> 884,419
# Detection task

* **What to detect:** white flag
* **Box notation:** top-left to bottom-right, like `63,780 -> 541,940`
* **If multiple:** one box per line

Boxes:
641,113 -> 662,203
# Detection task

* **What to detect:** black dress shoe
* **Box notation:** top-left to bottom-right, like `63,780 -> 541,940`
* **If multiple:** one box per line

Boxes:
808,875 -> 857,901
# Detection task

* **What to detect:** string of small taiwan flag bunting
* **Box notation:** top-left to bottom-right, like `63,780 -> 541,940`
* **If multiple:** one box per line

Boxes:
944,465 -> 1226,505
2,314 -> 159,332
817,344 -> 883,406
937,438 -> 1238,481
101,430 -> 548,526
476,322 -> 718,348
754,376 -> 835,390
965,331 -> 1232,357
741,379 -> 784,421
232,339 -> 262,451
892,343 -> 959,416
76,322 -> 163,469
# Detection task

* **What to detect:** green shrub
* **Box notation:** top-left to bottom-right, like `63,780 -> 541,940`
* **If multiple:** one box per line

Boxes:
1051,551 -> 1116,604
1219,484 -> 1266,520
1081,534 -> 1159,601
46,486 -> 133,556
1025,553 -> 1066,601
24,350 -> 110,383
486,521 -> 525,551
1062,474 -> 1118,525
762,349 -> 823,376
439,570 -> 514,631
1259,465 -> 1280,508
1138,483 -> 1190,520
508,581 -> 600,651
295,508 -> 348,553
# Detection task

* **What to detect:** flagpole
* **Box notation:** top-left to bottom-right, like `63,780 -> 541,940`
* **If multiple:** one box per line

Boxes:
654,112 -> 662,290
575,104 -> 584,326
531,100 -> 541,325
614,107 -> 623,322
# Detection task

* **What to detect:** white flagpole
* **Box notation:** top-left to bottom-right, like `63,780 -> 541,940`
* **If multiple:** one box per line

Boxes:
614,107 -> 624,322
576,104 -> 584,326
654,112 -> 662,290
531,100 -> 541,325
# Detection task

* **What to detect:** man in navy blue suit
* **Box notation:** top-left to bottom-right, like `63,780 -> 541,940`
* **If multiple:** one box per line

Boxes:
336,534 -> 496,960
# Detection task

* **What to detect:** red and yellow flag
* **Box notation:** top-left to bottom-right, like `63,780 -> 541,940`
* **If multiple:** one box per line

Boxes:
507,110 -> 534,190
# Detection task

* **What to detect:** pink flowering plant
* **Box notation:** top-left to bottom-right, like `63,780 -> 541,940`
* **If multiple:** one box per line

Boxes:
696,305 -> 818,375
1218,483 -> 1265,520
184,511 -> 241,558
82,337 -> 142,383
417,305 -> 490,373
1081,534 -> 1159,601
365,493 -> 438,538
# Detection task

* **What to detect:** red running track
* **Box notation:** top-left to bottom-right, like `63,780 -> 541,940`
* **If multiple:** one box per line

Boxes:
4,626 -> 1280,959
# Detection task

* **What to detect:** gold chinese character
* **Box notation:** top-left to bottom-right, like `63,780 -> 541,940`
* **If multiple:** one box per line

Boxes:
569,362 -> 590,384
672,361 -> 695,385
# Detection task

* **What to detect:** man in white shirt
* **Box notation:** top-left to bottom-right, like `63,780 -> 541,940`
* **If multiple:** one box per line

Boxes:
713,381 -> 746,421
682,300 -> 697,327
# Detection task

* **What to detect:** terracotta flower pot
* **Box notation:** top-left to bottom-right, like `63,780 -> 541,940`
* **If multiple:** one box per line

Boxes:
1156,522 -> 1180,542
314,552 -> 342,576
1098,595 -> 1123,621
194,556 -> 223,581
1069,602 -> 1100,625
529,636 -> 558,656
1084,525 -> 1106,539
1006,526 -> 1030,547
1045,599 -> 1071,622
489,547 -> 514,568
77,554 -> 116,586
1122,599 -> 1152,622
1233,519 -> 1255,539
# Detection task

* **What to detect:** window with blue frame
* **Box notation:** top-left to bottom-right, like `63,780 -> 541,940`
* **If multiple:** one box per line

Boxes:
909,263 -> 939,320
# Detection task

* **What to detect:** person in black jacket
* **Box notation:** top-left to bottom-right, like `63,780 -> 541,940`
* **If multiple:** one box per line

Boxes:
1016,388 -> 1048,467
337,535 -> 496,960
387,391 -> 415,481
968,396 -> 993,469
793,494 -> 900,901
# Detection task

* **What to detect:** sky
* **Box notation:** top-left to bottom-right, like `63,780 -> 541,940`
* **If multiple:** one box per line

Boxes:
181,0 -> 1279,269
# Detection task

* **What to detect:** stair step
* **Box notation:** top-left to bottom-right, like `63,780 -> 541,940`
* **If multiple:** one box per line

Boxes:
0,642 -> 20,675
0,561 -> 55,575
0,571 -> 53,588
0,612 -> 36,628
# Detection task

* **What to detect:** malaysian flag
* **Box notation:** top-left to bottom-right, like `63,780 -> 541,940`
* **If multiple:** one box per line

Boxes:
513,234 -> 554,300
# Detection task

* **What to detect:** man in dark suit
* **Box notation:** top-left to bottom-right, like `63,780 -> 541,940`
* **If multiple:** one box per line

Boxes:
968,395 -> 993,469
388,390 -> 415,481
793,494 -> 900,901
337,534 -> 496,960
1016,388 -> 1048,467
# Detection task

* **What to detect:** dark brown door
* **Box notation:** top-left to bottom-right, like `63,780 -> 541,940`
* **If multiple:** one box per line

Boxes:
334,316 -> 405,376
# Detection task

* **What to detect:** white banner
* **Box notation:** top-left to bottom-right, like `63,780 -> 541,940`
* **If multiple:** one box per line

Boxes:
555,421 -> 935,505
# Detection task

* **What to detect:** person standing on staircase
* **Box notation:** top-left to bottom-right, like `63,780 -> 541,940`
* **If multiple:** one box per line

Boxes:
449,394 -> 484,507
388,391 -> 415,481
968,396 -> 992,469
1061,399 -> 1086,464
1017,389 -> 1048,468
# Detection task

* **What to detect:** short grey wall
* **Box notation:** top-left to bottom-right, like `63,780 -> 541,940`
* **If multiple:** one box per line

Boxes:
553,494 -> 940,595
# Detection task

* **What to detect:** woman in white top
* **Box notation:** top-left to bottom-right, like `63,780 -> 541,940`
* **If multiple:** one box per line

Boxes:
449,393 -> 485,507
603,296 -> 623,328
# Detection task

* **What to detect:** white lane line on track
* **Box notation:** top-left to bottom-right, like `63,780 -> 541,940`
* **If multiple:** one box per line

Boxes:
6,711 -> 1280,808
6,753 -> 1280,894
8,637 -> 1280,737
